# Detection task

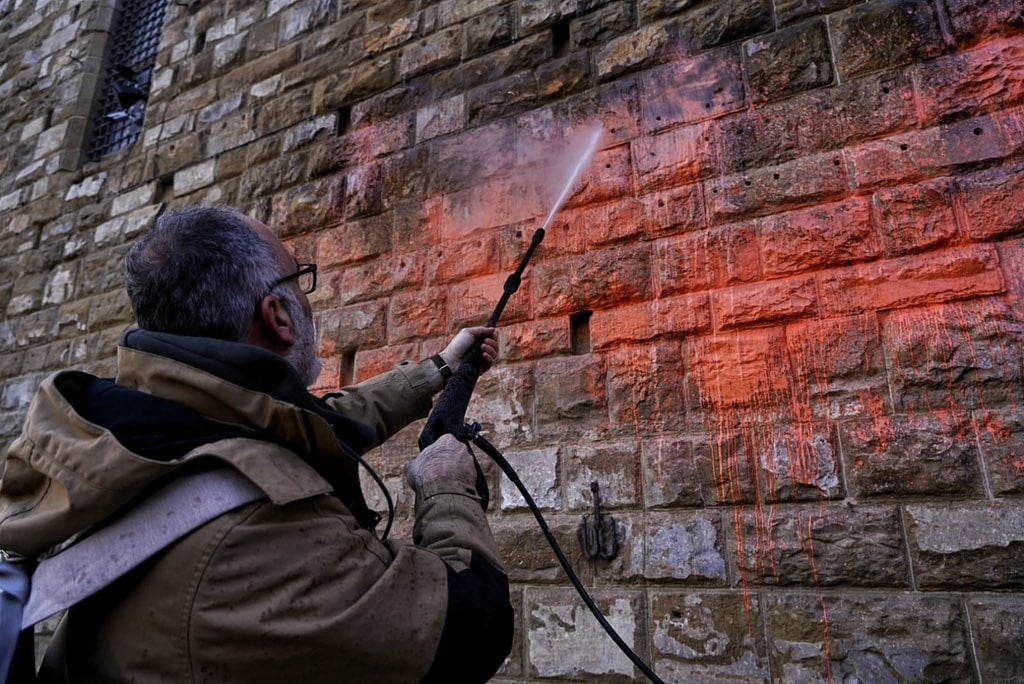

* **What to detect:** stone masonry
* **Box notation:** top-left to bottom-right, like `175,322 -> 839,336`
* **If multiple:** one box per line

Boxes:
2,0 -> 1024,681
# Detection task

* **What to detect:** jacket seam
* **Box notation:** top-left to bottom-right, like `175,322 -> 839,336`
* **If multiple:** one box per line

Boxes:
182,500 -> 268,683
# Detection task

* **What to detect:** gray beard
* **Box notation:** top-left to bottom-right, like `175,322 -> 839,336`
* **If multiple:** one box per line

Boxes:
282,294 -> 323,387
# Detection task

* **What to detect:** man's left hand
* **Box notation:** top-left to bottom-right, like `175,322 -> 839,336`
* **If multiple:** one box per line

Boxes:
440,327 -> 498,373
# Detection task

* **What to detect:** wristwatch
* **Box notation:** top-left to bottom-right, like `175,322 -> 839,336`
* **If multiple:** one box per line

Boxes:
429,354 -> 452,382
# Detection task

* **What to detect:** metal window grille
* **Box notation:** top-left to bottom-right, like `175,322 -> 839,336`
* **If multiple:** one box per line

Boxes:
86,0 -> 168,162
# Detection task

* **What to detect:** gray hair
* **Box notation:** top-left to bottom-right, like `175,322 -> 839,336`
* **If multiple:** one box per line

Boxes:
125,206 -> 281,341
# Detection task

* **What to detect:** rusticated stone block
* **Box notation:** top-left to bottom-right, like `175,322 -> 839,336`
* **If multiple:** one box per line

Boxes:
720,70 -> 915,172
975,408 -> 1024,495
818,245 -> 1004,317
766,593 -> 970,681
398,26 -> 461,81
341,161 -> 383,219
650,591 -> 769,683
736,505 -> 906,587
831,0 -> 944,79
706,151 -> 849,222
640,183 -> 707,237
467,71 -> 540,126
905,502 -> 1024,588
759,197 -> 882,277
633,123 -> 716,191
969,595 -> 1024,682
838,410 -> 984,498
589,293 -> 713,349
468,363 -> 536,448
745,19 -> 832,103
316,214 -> 392,269
655,222 -> 761,296
499,446 -> 561,511
326,251 -> 424,306
956,160 -> 1024,240
534,354 -> 607,440
644,432 -> 756,508
640,48 -> 745,131
606,343 -> 686,431
847,111 -> 1022,189
532,243 -> 652,317
775,0 -> 861,25
594,22 -> 677,82
571,2 -> 633,49
320,300 -> 387,353
787,314 -> 890,421
673,0 -> 774,53
425,232 -> 500,285
943,0 -> 1024,45
269,177 -> 341,237
430,34 -> 552,101
914,38 -> 1024,125
713,275 -> 818,330
564,439 -> 639,510
352,343 -> 417,383
545,197 -> 644,253
872,178 -> 958,257
643,511 -> 727,581
499,318 -> 570,361
526,587 -> 647,681
881,299 -> 1024,412
387,286 -> 449,343
448,271 -> 531,327
685,328 -> 794,418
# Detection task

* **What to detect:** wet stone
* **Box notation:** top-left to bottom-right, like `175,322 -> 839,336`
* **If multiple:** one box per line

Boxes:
905,502 -> 1024,589
767,593 -> 971,682
969,594 -> 1024,683
651,591 -> 769,683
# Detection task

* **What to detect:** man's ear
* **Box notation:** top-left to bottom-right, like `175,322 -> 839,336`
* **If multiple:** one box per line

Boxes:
256,294 -> 297,348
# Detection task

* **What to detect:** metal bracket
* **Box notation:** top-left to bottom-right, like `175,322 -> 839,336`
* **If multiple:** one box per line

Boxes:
578,481 -> 618,561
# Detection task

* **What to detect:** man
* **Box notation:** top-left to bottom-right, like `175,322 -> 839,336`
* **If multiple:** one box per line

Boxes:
0,206 -> 513,682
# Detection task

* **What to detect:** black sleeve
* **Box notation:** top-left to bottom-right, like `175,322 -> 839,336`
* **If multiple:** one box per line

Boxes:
420,554 -> 514,683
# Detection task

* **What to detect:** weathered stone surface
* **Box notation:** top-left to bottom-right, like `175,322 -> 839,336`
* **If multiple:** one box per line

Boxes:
633,122 -> 716,190
759,197 -> 881,276
534,354 -> 607,439
787,314 -> 890,421
644,512 -> 727,581
839,410 -> 984,498
532,243 -> 652,317
905,502 -> 1024,588
745,19 -> 832,103
881,299 -> 1024,412
914,38 -> 1024,125
969,595 -> 1024,683
956,160 -> 1024,241
499,446 -> 561,511
872,178 -> 958,257
819,245 -> 1005,317
526,588 -> 646,680
650,591 -> 769,683
492,514 -> 591,583
606,342 -> 686,431
720,70 -> 915,172
468,363 -> 535,448
736,505 -> 905,587
943,0 -> 1024,45
975,407 -> 1024,495
774,0 -> 862,25
831,0 -> 944,78
563,439 -> 639,510
766,593 -> 971,681
655,221 -> 761,295
713,275 -> 818,330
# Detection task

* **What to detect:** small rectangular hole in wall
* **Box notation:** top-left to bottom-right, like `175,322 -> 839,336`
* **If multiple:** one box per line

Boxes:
570,311 -> 591,355
552,19 -> 571,58
340,349 -> 357,386
194,30 -> 206,54
336,106 -> 352,136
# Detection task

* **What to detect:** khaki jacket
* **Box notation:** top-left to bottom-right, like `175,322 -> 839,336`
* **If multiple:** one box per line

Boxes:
0,332 -> 509,683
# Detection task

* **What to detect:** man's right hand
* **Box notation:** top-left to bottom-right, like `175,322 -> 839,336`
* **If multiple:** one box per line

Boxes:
406,433 -> 477,489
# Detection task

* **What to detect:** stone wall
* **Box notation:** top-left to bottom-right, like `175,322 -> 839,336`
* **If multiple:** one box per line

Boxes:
2,0 -> 1023,680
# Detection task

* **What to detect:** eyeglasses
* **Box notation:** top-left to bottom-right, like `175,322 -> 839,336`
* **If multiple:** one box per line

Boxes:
270,263 -> 318,295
